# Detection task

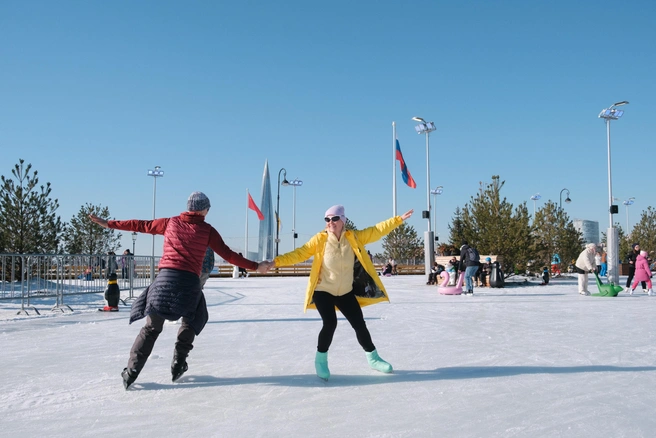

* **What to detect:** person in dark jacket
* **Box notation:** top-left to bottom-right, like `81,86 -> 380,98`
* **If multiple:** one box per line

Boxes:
626,243 -> 646,291
459,241 -> 480,295
90,191 -> 269,389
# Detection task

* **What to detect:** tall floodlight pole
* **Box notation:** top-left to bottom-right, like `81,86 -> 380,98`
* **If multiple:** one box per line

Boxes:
147,166 -> 164,280
288,178 -> 303,249
623,197 -> 635,234
275,168 -> 289,257
430,186 -> 443,242
413,116 -> 436,282
598,100 -> 629,285
530,193 -> 541,217
559,188 -> 571,210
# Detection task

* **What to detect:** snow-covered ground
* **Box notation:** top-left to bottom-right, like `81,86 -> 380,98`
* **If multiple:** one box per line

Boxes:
2,274 -> 655,438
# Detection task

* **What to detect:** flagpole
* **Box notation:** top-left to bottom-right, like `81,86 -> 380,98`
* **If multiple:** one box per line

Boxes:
245,189 -> 249,257
392,121 -> 397,216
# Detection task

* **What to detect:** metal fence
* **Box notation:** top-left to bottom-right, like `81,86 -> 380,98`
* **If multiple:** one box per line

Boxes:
0,253 -> 160,315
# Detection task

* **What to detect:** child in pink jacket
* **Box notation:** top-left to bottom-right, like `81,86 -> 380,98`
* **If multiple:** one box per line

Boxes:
630,250 -> 653,295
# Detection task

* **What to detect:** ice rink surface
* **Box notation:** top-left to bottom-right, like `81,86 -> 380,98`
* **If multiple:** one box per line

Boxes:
2,274 -> 655,437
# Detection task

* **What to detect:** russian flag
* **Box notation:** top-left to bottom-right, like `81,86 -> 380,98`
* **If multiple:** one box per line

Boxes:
395,140 -> 417,188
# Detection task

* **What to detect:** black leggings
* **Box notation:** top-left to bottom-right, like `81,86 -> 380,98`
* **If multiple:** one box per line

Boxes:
312,290 -> 375,353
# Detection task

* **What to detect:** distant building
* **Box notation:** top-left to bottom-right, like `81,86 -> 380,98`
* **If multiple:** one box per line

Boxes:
573,219 -> 599,245
258,160 -> 274,260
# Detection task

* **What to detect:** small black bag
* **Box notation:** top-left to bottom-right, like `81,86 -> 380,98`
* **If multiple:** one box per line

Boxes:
352,255 -> 384,298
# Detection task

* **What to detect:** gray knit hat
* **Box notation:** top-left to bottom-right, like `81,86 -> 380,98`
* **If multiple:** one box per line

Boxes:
187,191 -> 211,211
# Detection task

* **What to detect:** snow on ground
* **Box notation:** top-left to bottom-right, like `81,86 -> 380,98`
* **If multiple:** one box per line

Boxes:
1,274 -> 656,438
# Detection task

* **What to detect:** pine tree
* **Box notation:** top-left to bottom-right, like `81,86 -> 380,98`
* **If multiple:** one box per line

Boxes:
382,222 -> 423,264
457,175 -> 533,276
62,203 -> 122,254
344,217 -> 357,231
448,207 -> 466,247
0,159 -> 63,254
628,207 -> 656,259
532,201 -> 584,272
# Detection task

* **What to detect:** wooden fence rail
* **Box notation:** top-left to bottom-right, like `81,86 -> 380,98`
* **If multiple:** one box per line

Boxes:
211,264 -> 426,278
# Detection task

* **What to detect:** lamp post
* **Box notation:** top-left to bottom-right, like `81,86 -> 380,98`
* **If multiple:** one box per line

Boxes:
131,232 -> 137,255
430,186 -> 443,242
559,188 -> 571,210
623,197 -> 635,233
147,166 -> 164,280
530,193 -> 541,217
287,178 -> 303,249
413,116 -> 437,281
598,100 -> 629,285
275,168 -> 289,257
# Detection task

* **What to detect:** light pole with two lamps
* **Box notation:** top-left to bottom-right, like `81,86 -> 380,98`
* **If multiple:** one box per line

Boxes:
623,197 -> 635,234
598,100 -> 629,285
559,188 -> 571,210
287,178 -> 303,250
275,168 -> 289,257
530,193 -> 541,217
413,116 -> 436,281
147,166 -> 164,280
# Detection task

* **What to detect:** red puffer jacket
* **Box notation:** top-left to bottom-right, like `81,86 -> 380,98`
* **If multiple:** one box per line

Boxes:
109,212 -> 258,276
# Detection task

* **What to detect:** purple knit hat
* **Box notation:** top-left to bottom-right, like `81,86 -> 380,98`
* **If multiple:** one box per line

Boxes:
324,204 -> 346,223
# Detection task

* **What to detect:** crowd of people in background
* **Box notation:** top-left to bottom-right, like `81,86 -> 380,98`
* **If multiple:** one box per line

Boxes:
425,244 -> 498,294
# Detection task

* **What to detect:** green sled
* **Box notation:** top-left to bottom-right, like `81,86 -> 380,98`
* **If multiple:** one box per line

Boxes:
590,272 -> 623,297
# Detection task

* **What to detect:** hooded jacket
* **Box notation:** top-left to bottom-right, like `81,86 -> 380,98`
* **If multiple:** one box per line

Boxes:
274,216 -> 403,312
575,244 -> 597,272
633,254 -> 652,282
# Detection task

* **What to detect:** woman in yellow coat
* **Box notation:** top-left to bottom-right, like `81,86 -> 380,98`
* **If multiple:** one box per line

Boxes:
273,205 -> 413,380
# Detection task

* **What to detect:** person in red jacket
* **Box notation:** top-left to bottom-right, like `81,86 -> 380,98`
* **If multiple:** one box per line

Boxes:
90,191 -> 270,389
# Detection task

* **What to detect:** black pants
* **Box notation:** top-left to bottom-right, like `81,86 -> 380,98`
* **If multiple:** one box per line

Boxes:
625,267 -> 646,289
127,313 -> 195,373
313,290 -> 375,353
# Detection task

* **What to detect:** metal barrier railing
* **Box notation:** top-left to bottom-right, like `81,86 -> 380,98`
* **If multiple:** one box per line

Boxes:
0,254 -> 160,316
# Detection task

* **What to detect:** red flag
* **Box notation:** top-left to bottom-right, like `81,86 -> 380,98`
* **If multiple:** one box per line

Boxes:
395,139 -> 417,188
248,193 -> 264,220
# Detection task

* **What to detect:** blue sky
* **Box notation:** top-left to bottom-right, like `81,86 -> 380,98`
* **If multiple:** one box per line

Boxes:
1,1 -> 654,258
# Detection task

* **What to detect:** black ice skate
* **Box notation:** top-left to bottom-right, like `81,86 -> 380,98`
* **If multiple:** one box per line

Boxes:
121,367 -> 138,390
171,359 -> 188,382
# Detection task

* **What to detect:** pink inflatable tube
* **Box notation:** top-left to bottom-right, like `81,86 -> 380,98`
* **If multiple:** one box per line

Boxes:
438,271 -> 464,295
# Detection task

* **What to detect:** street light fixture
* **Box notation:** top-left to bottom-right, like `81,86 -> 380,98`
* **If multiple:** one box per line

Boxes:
413,116 -> 437,282
131,232 -> 137,255
559,188 -> 571,210
287,178 -> 303,250
147,166 -> 164,280
598,100 -> 629,285
430,186 -> 443,242
623,197 -> 635,233
530,193 -> 541,217
275,168 -> 289,257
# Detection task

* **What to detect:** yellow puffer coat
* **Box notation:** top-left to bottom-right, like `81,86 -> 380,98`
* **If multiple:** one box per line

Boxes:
274,216 -> 403,312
